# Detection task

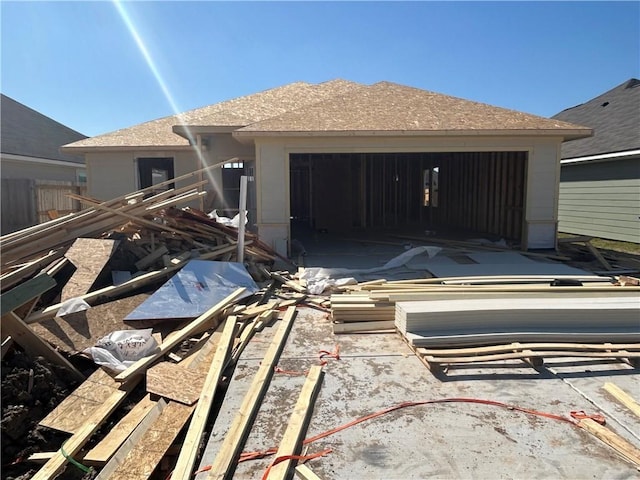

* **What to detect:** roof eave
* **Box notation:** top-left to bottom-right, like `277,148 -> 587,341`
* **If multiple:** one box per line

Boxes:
233,128 -> 593,140
561,148 -> 640,165
60,144 -> 195,154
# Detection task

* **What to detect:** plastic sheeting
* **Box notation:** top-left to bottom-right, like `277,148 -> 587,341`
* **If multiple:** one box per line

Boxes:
124,260 -> 258,321
300,246 -> 442,294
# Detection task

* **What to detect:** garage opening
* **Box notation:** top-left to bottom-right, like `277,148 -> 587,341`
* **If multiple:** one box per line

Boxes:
290,151 -> 527,242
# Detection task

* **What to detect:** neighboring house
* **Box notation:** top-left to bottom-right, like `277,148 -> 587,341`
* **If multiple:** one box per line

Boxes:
1,94 -> 87,233
552,78 -> 640,244
62,80 -> 591,254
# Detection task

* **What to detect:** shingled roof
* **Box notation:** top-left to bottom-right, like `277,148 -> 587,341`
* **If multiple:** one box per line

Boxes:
1,94 -> 87,163
64,79 -> 591,151
552,78 -> 640,159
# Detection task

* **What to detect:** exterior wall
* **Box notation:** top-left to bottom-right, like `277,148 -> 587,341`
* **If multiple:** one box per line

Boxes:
86,152 -> 137,199
523,140 -> 561,249
0,155 -> 85,183
253,135 -> 564,254
202,133 -> 256,212
558,156 -> 640,243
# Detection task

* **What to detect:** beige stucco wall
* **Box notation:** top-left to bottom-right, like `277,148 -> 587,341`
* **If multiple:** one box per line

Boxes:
85,149 -> 203,201
253,135 -> 565,254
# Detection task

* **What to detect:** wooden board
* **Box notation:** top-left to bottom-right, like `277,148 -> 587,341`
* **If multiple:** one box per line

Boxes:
170,316 -> 237,480
83,394 -> 157,466
30,293 -> 150,353
1,311 -> 84,382
267,365 -> 324,480
603,382 -> 640,418
0,273 -> 56,316
61,238 -> 119,301
146,362 -> 206,405
578,418 -> 640,467
114,287 -> 246,382
39,368 -> 119,433
98,330 -> 223,479
333,320 -> 395,333
31,377 -> 140,480
206,306 -> 297,480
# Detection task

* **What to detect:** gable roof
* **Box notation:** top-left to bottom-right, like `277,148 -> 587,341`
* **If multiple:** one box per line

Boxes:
64,80 -> 362,150
235,81 -> 589,138
552,78 -> 640,159
64,79 -> 591,152
1,94 -> 87,163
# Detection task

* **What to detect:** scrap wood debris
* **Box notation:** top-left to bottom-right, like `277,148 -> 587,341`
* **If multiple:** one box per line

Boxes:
2,172 -> 640,478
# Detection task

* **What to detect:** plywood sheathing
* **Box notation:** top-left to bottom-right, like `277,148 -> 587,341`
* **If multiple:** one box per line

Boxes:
61,238 -> 120,301
63,80 -> 362,149
39,368 -> 119,434
29,293 -> 150,353
237,81 -> 590,134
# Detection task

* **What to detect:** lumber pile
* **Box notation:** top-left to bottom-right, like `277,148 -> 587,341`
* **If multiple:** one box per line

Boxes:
329,275 -> 640,370
0,162 -> 329,479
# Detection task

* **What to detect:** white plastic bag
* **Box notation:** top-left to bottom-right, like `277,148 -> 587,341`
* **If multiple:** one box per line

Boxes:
83,329 -> 159,372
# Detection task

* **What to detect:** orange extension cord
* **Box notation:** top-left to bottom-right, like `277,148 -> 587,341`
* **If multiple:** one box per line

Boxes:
191,396 -> 602,479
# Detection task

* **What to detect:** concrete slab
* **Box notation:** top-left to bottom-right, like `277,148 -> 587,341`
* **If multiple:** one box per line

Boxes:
196,308 -> 640,480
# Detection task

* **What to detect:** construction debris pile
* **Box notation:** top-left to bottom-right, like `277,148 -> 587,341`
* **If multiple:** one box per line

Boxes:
2,173 -> 640,479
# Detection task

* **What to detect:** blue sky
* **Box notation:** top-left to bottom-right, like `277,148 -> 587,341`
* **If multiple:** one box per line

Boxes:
1,1 -> 638,137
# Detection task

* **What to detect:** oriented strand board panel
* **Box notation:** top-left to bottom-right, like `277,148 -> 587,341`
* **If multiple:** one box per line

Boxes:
125,260 -> 258,322
61,238 -> 119,301
30,293 -> 150,353
39,368 -> 119,434
146,362 -> 206,405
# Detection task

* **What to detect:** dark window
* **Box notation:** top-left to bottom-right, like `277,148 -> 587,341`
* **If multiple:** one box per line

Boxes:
137,157 -> 174,191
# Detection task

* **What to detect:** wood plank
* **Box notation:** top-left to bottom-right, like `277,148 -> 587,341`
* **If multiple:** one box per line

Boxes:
295,463 -> 323,480
134,245 -> 169,271
333,320 -> 395,333
0,273 -> 56,316
1,312 -> 84,382
422,350 -> 640,365
170,316 -> 238,480
90,331 -> 219,471
40,368 -> 119,433
83,394 -> 157,466
31,377 -> 140,480
578,418 -> 640,467
603,382 -> 640,418
97,330 -> 223,480
114,287 -> 246,382
417,343 -> 640,357
206,306 -> 297,480
267,365 -> 324,480
93,398 -> 168,479
61,238 -> 119,301
146,362 -> 206,405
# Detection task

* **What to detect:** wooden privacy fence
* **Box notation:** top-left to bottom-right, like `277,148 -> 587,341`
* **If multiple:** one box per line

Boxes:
1,179 -> 87,234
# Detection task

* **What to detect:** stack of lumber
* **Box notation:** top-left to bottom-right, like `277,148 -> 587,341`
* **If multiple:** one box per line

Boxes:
329,275 -> 640,370
395,296 -> 640,347
329,274 -> 639,333
330,292 -> 395,333
0,164 -> 284,299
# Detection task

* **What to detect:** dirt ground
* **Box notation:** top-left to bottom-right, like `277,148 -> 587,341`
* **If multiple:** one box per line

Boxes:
1,346 -> 97,480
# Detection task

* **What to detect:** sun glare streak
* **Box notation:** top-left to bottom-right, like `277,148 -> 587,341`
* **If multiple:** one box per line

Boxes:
112,0 -> 220,195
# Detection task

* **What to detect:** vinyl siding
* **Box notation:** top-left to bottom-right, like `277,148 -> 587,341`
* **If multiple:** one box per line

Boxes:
558,159 -> 640,243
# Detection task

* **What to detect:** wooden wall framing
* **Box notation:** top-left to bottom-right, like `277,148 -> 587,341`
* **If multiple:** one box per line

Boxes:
289,151 -> 527,241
